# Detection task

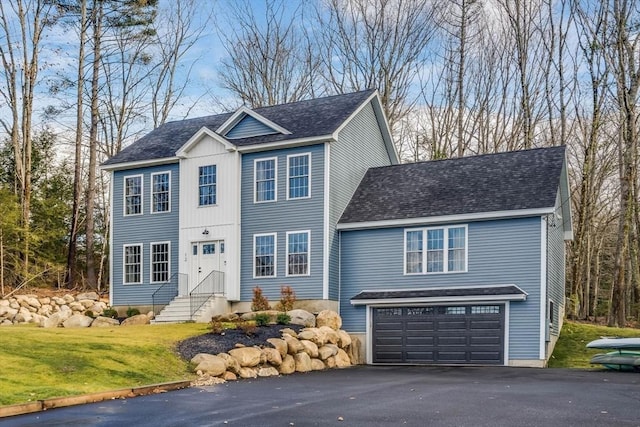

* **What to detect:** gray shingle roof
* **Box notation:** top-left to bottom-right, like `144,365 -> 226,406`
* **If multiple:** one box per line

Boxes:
103,90 -> 376,166
339,146 -> 566,224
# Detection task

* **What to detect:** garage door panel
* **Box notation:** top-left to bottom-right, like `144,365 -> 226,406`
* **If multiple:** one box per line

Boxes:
372,305 -> 504,365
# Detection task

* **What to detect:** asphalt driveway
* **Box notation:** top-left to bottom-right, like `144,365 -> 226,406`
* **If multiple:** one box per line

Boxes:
2,366 -> 639,427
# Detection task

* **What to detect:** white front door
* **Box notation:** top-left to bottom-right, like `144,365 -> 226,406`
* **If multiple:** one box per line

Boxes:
190,240 -> 226,293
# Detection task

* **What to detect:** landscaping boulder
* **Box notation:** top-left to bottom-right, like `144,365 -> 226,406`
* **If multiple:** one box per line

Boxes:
278,354 -> 296,374
266,338 -> 288,358
297,328 -> 319,343
238,367 -> 258,379
42,308 -> 72,328
257,367 -> 279,377
318,344 -> 339,360
335,349 -> 351,368
217,353 -> 241,374
337,330 -> 352,348
121,314 -> 150,326
311,359 -> 326,371
318,326 -> 339,345
280,327 -> 298,337
91,316 -> 120,327
76,292 -> 99,301
191,354 -> 227,376
287,309 -> 316,327
223,371 -> 237,381
229,347 -> 262,367
294,352 -> 312,372
316,309 -> 342,330
283,335 -> 304,355
63,314 -> 93,328
300,340 -> 319,358
262,347 -> 283,366
347,336 -> 364,365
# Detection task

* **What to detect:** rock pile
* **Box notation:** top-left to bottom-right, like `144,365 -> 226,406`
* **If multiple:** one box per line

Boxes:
191,309 -> 361,385
0,292 -> 152,328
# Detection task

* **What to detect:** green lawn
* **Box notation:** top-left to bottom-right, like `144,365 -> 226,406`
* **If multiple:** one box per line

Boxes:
0,323 -> 208,406
548,321 -> 640,368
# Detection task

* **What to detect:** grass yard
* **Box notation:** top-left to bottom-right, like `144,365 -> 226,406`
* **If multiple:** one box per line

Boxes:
0,323 -> 208,406
548,321 -> 640,368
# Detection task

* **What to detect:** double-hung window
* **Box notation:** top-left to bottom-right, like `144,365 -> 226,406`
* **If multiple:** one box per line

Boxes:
151,172 -> 170,213
286,231 -> 309,276
405,225 -> 467,274
199,165 -> 217,206
287,154 -> 310,199
150,242 -> 170,283
254,233 -> 276,277
124,175 -> 142,216
123,244 -> 142,284
255,158 -> 276,202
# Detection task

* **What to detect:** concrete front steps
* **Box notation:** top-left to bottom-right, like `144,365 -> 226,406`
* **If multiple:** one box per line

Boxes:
152,295 -> 230,323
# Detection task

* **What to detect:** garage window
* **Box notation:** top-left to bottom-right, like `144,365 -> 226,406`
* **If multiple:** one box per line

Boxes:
405,225 -> 467,274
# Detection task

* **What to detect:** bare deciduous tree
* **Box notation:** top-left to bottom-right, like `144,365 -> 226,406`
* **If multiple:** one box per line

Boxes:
217,0 -> 320,108
317,0 -> 436,132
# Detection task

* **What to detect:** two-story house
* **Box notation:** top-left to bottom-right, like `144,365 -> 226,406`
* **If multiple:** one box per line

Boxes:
103,90 -> 572,367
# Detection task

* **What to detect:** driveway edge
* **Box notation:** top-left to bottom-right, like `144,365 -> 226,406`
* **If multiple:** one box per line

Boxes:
0,380 -> 192,418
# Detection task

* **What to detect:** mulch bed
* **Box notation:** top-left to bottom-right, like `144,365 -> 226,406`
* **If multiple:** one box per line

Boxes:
176,324 -> 303,361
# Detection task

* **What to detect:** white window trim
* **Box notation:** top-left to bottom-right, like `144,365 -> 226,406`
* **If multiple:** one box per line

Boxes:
254,157 -> 278,203
198,164 -> 217,207
150,171 -> 171,214
123,243 -> 143,285
253,232 -> 277,279
150,241 -> 171,284
286,153 -> 311,200
403,225 -> 468,275
285,230 -> 311,277
123,174 -> 143,217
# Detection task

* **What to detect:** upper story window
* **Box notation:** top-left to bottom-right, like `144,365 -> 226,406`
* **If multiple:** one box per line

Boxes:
286,231 -> 309,276
123,244 -> 142,284
124,175 -> 143,216
254,233 -> 276,278
199,165 -> 217,206
405,225 -> 467,274
255,158 -> 277,203
151,172 -> 170,213
287,153 -> 310,199
150,242 -> 170,283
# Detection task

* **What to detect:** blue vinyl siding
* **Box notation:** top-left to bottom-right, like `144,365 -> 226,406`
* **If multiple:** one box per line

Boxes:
226,115 -> 278,139
339,217 -> 543,360
240,144 -> 324,301
547,193 -> 566,336
111,163 -> 179,306
329,102 -> 393,300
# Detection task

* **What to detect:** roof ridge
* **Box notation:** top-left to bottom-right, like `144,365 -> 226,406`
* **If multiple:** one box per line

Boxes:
366,145 -> 566,171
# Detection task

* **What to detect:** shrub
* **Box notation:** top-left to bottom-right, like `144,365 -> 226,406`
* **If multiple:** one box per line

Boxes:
254,312 -> 270,326
276,313 -> 291,325
237,320 -> 257,336
210,319 -> 224,334
251,286 -> 270,311
84,310 -> 95,318
102,308 -> 118,319
126,307 -> 140,317
278,286 -> 296,312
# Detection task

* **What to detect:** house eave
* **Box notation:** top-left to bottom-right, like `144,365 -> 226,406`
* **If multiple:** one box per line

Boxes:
100,156 -> 180,172
337,207 -> 555,230
236,135 -> 335,153
175,127 -> 237,158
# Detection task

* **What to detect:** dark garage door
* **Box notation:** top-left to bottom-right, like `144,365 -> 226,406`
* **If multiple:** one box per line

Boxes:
372,305 -> 504,364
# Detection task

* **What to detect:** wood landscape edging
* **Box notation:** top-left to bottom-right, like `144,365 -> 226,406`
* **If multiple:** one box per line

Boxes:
0,380 -> 192,419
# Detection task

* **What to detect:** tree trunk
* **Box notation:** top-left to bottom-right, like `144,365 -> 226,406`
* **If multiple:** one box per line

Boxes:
65,0 -> 88,289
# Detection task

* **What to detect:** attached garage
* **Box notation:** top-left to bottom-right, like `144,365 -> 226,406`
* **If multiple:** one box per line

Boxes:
351,285 -> 528,366
372,305 -> 504,364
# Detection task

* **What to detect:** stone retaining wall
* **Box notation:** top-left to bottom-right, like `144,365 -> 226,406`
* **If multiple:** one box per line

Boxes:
191,309 -> 363,385
0,292 -> 154,328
